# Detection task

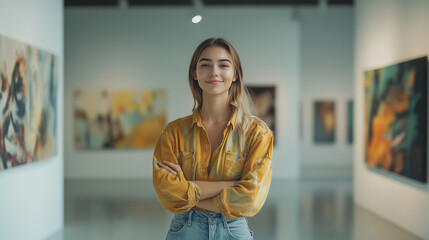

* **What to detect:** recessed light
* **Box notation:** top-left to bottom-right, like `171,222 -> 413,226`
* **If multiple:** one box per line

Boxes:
192,15 -> 202,24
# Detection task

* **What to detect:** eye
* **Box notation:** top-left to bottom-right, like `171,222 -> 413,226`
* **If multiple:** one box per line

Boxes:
200,63 -> 209,67
220,64 -> 230,68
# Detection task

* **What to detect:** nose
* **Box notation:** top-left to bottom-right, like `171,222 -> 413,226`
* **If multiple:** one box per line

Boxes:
209,65 -> 219,77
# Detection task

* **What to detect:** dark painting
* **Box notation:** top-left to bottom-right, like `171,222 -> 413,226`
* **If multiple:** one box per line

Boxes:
347,100 -> 353,144
314,101 -> 335,143
247,86 -> 275,138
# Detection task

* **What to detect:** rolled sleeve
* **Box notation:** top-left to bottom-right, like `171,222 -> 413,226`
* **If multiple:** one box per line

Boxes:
213,129 -> 273,220
188,181 -> 202,206
152,129 -> 201,214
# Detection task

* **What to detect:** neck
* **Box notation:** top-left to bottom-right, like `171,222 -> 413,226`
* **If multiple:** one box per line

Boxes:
200,93 -> 232,124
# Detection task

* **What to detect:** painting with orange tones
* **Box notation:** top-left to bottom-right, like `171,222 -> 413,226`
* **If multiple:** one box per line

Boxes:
364,56 -> 427,183
0,34 -> 58,172
73,89 -> 166,149
314,101 -> 335,143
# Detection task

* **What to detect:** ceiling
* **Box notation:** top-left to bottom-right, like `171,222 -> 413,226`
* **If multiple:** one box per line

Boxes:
64,0 -> 353,7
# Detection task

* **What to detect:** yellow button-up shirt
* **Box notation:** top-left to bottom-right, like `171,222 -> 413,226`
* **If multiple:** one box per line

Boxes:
152,109 -> 273,220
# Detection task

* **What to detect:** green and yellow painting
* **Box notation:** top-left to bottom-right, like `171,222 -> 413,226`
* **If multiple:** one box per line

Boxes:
364,56 -> 427,183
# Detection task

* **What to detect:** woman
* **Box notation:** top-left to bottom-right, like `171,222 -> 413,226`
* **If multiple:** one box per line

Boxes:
153,38 -> 273,240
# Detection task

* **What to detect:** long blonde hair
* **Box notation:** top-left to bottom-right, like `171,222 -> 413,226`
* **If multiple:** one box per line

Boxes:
188,38 -> 258,150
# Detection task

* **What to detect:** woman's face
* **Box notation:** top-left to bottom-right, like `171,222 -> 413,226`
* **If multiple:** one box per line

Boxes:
194,46 -> 236,97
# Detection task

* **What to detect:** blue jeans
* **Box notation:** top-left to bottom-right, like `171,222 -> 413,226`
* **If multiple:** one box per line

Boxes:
166,209 -> 254,240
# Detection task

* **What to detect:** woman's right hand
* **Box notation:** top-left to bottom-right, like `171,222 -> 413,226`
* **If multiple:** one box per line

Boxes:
158,161 -> 182,176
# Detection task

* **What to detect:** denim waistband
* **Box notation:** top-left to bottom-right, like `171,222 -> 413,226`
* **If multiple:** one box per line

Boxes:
175,209 -> 229,227
191,209 -> 225,223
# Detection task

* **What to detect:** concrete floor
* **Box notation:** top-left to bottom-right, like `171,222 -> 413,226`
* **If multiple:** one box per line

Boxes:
46,178 -> 422,240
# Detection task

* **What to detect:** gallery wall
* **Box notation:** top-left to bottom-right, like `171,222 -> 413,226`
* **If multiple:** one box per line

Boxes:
64,7 -> 300,179
0,0 -> 64,240
299,7 -> 354,170
354,0 -> 429,238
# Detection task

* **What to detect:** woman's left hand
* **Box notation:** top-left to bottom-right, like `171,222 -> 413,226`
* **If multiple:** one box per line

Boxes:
158,161 -> 182,176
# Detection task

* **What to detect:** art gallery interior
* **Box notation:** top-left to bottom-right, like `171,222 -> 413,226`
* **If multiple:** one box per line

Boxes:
0,0 -> 428,239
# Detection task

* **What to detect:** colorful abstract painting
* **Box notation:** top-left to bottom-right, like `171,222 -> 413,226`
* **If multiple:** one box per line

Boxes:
314,101 -> 335,143
364,56 -> 427,183
0,34 -> 58,172
74,89 -> 166,149
247,86 -> 276,138
347,100 -> 354,144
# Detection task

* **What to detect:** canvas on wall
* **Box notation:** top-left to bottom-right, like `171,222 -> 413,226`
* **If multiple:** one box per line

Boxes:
74,89 -> 166,149
364,56 -> 427,183
247,86 -> 275,138
0,34 -> 58,172
347,100 -> 353,144
314,101 -> 335,143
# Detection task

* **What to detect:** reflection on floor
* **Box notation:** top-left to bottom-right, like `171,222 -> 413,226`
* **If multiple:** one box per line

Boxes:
47,178 -> 422,240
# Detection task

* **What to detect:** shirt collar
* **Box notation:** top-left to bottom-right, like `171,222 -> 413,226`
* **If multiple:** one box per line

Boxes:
227,108 -> 238,129
192,107 -> 238,129
192,110 -> 203,128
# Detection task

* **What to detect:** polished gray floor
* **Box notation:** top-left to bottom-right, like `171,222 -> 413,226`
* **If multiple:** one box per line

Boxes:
47,178 -> 422,240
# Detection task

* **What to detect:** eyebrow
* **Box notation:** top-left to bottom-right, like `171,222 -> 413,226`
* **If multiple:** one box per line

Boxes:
199,58 -> 231,63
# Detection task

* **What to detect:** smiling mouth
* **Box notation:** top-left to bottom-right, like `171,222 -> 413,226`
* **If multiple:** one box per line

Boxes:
206,80 -> 223,84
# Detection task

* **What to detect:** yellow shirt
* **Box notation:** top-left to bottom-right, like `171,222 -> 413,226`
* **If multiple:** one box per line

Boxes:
152,109 -> 273,220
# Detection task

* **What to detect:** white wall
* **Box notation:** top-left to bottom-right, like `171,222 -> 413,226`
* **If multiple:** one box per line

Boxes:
299,6 -> 354,169
354,0 -> 429,238
0,0 -> 64,240
64,7 -> 300,179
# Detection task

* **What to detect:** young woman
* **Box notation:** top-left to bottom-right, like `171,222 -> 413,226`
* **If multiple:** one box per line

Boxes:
153,38 -> 273,240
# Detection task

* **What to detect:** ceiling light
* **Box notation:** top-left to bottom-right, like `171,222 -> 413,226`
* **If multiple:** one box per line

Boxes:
192,15 -> 202,23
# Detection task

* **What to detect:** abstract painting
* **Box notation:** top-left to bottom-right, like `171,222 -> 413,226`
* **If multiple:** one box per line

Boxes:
74,89 -> 166,149
0,34 -> 58,171
347,100 -> 353,144
314,101 -> 335,143
247,86 -> 275,137
364,56 -> 427,183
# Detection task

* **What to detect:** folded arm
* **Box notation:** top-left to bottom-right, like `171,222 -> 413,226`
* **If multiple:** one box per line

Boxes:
153,131 -> 201,214
213,129 -> 274,220
160,161 -> 236,201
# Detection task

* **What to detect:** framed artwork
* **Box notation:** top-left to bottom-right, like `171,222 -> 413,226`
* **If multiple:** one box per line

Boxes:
314,101 -> 335,143
247,86 -> 276,138
74,90 -> 166,149
73,89 -> 166,149
299,101 -> 303,140
364,56 -> 427,183
0,34 -> 58,172
347,100 -> 353,144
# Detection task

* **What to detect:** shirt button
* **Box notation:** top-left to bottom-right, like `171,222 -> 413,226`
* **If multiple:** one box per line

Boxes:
197,122 -> 200,127
205,145 -> 208,150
